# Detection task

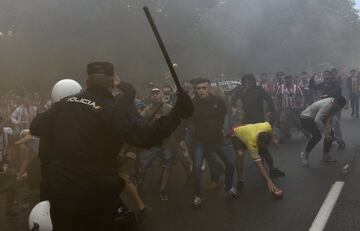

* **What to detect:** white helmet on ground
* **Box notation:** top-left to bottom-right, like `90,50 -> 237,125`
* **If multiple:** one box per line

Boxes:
51,79 -> 82,103
29,200 -> 53,231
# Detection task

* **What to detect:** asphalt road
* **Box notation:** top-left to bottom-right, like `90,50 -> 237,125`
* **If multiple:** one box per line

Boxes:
1,110 -> 359,231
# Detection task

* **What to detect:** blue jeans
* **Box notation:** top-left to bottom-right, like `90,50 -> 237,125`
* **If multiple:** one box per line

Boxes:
187,130 -> 224,182
193,140 -> 236,196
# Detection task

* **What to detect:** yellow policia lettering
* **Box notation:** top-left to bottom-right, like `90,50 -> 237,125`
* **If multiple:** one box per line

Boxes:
67,97 -> 102,110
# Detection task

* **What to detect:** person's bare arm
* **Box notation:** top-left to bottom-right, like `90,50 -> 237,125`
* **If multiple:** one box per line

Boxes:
254,160 -> 279,193
14,133 -> 33,145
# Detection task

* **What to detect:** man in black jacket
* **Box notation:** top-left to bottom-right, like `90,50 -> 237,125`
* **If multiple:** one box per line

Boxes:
346,69 -> 359,117
30,61 -> 193,231
191,78 -> 238,209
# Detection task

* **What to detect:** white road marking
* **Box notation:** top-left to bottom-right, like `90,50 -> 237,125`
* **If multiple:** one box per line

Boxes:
309,181 -> 345,231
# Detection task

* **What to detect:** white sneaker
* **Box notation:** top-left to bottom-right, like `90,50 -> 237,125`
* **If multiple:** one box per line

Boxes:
201,161 -> 206,171
300,152 -> 309,167
192,196 -> 202,209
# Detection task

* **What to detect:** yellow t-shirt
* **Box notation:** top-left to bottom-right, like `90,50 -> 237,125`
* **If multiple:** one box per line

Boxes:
233,122 -> 272,160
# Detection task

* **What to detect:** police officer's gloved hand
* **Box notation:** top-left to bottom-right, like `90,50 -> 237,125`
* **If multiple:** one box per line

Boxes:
172,90 -> 194,119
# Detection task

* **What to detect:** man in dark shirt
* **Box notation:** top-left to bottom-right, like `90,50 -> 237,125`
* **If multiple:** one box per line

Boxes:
231,73 -> 275,124
30,61 -> 193,231
346,69 -> 359,117
191,78 -> 238,209
309,70 -> 342,99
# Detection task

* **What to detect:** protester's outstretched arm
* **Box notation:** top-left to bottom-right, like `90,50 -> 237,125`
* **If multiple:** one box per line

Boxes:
30,104 -> 59,137
254,160 -> 279,193
113,91 -> 193,149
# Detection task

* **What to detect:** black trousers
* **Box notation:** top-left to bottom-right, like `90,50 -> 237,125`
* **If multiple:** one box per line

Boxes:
300,118 -> 332,153
349,93 -> 359,115
50,206 -> 119,231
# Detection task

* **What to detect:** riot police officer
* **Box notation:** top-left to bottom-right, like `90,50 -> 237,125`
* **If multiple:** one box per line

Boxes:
30,61 -> 193,231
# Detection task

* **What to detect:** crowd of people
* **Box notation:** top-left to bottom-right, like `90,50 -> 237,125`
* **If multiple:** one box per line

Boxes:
0,64 -> 359,230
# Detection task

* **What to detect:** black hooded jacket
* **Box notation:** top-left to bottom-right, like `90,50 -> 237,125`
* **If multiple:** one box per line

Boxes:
231,75 -> 274,123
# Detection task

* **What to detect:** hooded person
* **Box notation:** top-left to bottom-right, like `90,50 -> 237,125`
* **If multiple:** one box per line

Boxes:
231,73 -> 275,124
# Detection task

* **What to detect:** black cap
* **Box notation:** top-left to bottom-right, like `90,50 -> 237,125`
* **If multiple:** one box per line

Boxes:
87,61 -> 114,76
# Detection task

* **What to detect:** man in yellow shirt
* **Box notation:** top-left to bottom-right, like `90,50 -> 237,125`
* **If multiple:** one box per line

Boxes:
232,122 -> 282,198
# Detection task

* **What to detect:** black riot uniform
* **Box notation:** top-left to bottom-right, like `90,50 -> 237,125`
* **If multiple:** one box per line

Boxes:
30,62 -> 193,231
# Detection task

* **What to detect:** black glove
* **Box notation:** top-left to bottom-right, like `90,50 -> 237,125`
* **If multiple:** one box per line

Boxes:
172,90 -> 194,119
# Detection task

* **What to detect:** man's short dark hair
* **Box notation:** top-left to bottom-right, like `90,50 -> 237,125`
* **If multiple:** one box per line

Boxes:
87,62 -> 114,76
334,96 -> 346,108
86,61 -> 115,90
194,77 -> 210,86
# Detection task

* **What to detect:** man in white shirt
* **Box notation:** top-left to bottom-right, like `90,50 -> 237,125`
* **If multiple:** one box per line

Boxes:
299,96 -> 346,167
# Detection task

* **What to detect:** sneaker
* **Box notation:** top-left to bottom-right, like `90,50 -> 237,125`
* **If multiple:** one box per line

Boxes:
300,152 -> 309,167
206,181 -> 221,190
160,190 -> 168,201
226,187 -> 240,199
201,162 -> 206,172
270,168 -> 286,178
137,206 -> 152,224
192,196 -> 202,209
